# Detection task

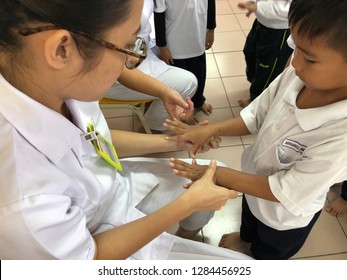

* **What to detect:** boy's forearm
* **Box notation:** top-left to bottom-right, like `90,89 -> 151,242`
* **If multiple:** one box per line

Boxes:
208,117 -> 251,137
215,166 -> 278,202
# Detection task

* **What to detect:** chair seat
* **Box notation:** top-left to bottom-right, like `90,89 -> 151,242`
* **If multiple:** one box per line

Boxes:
99,98 -> 152,134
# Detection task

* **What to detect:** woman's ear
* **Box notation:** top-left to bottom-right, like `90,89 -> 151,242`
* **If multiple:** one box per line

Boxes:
44,30 -> 76,69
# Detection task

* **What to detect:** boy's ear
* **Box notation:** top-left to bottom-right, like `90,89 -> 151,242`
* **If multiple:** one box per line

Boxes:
44,30 -> 75,69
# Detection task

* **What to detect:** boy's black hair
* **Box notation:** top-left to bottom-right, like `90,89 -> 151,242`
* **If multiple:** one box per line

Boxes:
289,0 -> 347,60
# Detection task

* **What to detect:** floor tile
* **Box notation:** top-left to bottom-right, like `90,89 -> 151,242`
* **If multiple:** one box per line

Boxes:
235,13 -> 256,32
216,15 -> 242,32
204,78 -> 230,109
202,196 -> 243,247
292,201 -> 347,259
213,31 -> 246,53
196,145 -> 245,171
216,0 -> 233,15
207,53 -> 221,78
223,76 -> 250,107
215,52 -> 247,77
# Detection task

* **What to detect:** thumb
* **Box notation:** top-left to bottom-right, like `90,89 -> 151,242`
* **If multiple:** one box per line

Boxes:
201,160 -> 217,180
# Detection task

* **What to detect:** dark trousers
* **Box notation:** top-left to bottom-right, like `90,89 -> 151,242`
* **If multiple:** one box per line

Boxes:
244,19 -> 293,100
173,53 -> 206,108
240,195 -> 321,260
341,181 -> 347,201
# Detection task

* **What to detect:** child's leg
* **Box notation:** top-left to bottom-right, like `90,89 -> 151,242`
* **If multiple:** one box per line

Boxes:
219,195 -> 255,256
173,54 -> 212,115
220,196 -> 321,260
243,19 -> 258,84
325,181 -> 347,217
249,25 -> 293,101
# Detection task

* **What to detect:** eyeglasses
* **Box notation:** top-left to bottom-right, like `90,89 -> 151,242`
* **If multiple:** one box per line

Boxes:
18,25 -> 147,69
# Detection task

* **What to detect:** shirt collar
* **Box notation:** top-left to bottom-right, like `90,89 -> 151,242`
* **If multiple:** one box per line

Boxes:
0,73 -> 84,165
282,75 -> 347,131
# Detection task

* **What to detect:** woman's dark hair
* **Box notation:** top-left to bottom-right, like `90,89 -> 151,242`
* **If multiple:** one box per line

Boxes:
288,0 -> 347,60
0,0 -> 133,58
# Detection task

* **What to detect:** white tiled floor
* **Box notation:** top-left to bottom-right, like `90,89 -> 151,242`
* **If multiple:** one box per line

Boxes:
102,0 -> 347,260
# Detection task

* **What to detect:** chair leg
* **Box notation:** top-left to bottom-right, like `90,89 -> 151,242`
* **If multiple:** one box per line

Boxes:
132,105 -> 152,134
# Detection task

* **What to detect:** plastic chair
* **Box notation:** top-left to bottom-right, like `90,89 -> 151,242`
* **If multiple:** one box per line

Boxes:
99,98 -> 152,134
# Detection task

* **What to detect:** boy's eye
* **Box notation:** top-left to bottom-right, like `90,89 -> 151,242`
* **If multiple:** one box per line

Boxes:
304,57 -> 316,64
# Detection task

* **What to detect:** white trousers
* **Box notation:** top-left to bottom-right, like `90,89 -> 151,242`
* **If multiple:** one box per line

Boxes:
126,157 -> 253,260
105,48 -> 197,131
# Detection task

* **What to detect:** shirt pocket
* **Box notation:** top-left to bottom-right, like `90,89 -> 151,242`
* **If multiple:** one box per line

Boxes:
276,139 -> 305,167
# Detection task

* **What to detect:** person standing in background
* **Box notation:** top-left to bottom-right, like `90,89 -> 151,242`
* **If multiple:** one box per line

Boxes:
238,0 -> 293,107
154,0 -> 215,116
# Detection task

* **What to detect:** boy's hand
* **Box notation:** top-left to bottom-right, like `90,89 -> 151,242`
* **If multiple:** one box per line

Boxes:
182,160 -> 238,211
164,119 -> 220,157
159,46 -> 174,65
205,29 -> 215,50
170,158 -> 208,185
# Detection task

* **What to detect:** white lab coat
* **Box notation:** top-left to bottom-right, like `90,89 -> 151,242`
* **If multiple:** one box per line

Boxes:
0,73 -> 252,260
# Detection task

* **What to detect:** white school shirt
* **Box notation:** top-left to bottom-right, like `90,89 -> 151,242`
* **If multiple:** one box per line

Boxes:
240,66 -> 347,230
251,0 -> 291,29
154,0 -> 208,59
135,0 -> 171,77
0,73 -> 173,259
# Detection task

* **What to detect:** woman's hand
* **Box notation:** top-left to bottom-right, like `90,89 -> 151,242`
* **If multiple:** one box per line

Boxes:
160,90 -> 195,123
182,160 -> 238,211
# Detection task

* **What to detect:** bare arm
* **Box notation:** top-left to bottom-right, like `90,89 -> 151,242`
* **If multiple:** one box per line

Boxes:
118,68 -> 171,99
110,130 -> 180,158
117,68 -> 192,121
170,158 -> 278,202
215,167 -> 278,202
93,161 -> 237,259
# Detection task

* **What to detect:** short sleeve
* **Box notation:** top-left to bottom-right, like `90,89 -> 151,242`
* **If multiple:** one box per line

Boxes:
153,0 -> 166,13
0,194 -> 95,259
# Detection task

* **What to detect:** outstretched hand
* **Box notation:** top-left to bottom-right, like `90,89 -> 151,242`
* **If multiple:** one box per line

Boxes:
238,1 -> 257,17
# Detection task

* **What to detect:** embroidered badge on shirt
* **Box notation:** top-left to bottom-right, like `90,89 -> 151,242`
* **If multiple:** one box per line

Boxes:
282,139 -> 307,155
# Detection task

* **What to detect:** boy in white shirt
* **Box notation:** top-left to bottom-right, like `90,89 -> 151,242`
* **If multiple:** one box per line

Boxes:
165,0 -> 347,259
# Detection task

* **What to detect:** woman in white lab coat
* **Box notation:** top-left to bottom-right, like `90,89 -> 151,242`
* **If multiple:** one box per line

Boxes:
105,0 -> 199,131
0,0 -> 252,260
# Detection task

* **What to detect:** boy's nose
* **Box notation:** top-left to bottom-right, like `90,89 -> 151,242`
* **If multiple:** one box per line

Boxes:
291,49 -> 302,73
